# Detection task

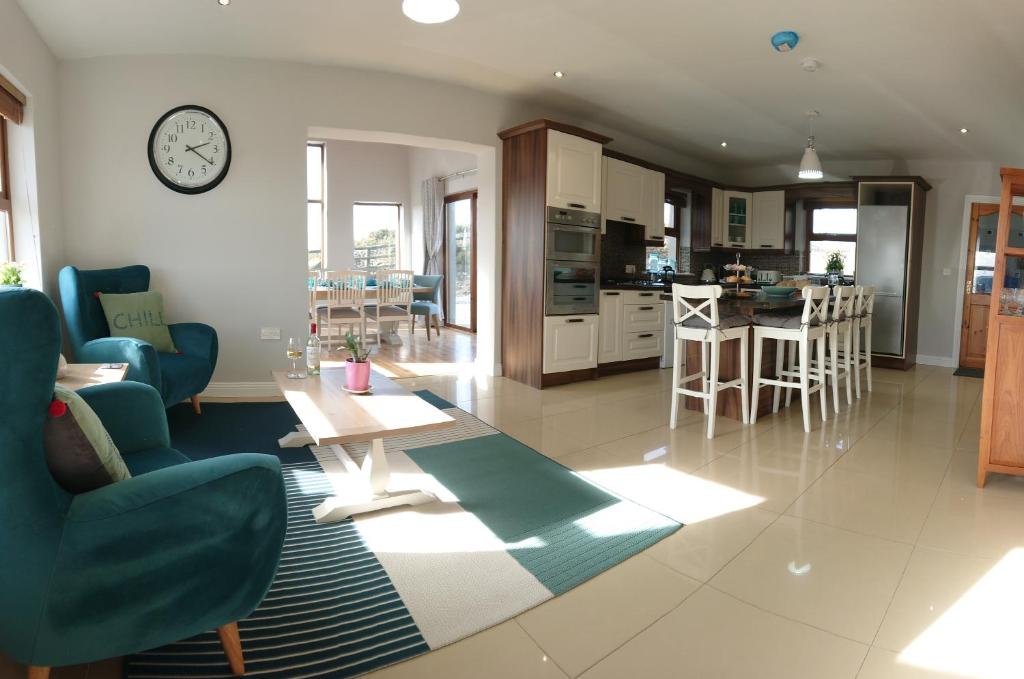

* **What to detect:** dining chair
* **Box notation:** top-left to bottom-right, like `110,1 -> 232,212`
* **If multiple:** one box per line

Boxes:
669,284 -> 752,439
308,269 -> 325,320
412,274 -> 444,341
318,270 -> 368,348
750,286 -> 829,433
369,269 -> 414,344
853,286 -> 876,397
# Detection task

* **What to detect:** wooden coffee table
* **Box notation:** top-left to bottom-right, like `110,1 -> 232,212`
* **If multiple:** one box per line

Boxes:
272,367 -> 455,523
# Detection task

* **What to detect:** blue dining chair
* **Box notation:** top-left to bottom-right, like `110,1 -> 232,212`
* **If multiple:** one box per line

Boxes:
412,275 -> 443,340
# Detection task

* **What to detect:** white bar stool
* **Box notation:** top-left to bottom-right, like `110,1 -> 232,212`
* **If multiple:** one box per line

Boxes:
669,284 -> 752,439
853,286 -> 876,397
826,285 -> 857,412
750,286 -> 829,433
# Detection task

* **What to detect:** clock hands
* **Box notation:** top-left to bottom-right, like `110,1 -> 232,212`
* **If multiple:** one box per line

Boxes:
185,143 -> 215,166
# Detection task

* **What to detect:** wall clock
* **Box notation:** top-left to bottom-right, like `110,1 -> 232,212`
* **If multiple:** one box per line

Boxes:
148,105 -> 231,194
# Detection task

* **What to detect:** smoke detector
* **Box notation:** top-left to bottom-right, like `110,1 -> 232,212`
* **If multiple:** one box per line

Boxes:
801,57 -> 822,72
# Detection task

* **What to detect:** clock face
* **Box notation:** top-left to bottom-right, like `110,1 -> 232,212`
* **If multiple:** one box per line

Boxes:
148,105 -> 231,194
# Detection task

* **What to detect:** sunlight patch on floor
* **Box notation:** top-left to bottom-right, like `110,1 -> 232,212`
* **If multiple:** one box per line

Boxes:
899,548 -> 1024,679
355,505 -> 547,555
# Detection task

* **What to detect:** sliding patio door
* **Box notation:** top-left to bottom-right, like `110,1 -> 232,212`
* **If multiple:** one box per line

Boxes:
443,191 -> 477,332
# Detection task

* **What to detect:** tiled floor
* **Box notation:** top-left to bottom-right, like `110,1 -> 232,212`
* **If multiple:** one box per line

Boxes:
7,364 -> 1020,679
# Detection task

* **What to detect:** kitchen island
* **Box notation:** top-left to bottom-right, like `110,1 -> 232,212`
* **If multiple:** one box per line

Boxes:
660,290 -> 808,420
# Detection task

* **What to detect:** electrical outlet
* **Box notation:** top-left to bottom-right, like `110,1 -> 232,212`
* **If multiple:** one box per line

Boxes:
260,327 -> 281,340
625,264 -> 636,274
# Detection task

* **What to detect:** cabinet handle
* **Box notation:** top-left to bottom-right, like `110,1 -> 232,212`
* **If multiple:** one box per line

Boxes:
572,297 -> 587,301
638,333 -> 654,338
622,216 -> 635,222
568,203 -> 586,209
604,292 -> 620,296
714,242 -> 724,246
639,306 -> 654,310
760,244 -> 774,248
639,293 -> 654,297
573,284 -> 587,288
566,318 -> 585,323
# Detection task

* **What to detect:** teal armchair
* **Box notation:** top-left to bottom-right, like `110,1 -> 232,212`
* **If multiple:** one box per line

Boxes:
412,274 -> 444,340
58,265 -> 218,412
0,288 -> 286,678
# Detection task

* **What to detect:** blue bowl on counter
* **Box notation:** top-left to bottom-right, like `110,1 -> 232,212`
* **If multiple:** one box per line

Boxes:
762,286 -> 796,297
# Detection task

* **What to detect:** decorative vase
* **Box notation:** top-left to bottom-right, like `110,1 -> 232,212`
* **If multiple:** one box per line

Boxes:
827,270 -> 844,286
345,358 -> 371,391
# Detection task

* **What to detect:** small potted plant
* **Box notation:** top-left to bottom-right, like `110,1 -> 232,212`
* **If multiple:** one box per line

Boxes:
1,261 -> 23,287
825,251 -> 845,286
344,331 -> 373,392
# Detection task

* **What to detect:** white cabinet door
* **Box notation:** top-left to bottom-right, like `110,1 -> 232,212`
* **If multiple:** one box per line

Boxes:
711,188 -> 725,248
723,191 -> 753,248
623,330 -> 664,361
598,291 -> 624,364
547,130 -> 603,212
602,157 -> 647,227
543,315 -> 599,373
645,170 -> 666,243
752,190 -> 785,250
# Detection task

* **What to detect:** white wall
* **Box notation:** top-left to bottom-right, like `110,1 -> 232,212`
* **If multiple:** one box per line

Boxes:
320,140 -> 411,271
0,0 -> 63,293
56,55 -> 724,388
407,147 -> 478,274
728,158 -> 1002,365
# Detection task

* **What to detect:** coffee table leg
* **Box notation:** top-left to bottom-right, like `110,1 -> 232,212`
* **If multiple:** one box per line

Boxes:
312,437 -> 437,523
278,427 -> 315,448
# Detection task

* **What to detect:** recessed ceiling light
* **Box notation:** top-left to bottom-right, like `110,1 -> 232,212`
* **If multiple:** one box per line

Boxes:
402,0 -> 459,24
553,71 -> 565,79
720,141 -> 728,148
960,127 -> 969,134
217,0 -> 230,5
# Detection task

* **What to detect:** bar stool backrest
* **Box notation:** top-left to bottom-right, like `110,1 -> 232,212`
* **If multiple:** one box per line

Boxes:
801,285 -> 830,327
855,286 -> 876,318
672,283 -> 723,329
832,285 -> 857,322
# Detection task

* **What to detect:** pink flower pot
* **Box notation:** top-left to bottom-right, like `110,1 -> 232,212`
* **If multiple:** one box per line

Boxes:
345,358 -> 372,391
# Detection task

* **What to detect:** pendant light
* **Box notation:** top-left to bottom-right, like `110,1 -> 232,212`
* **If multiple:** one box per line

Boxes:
798,110 -> 823,180
402,0 -> 460,23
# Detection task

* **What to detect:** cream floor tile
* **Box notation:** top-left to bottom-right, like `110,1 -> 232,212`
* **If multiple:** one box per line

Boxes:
868,409 -> 970,451
873,547 -> 1000,654
498,418 -> 593,459
580,587 -> 867,679
516,554 -> 699,678
834,437 -> 954,479
691,442 -> 837,514
786,458 -> 946,544
942,449 -> 1024,499
856,647 -> 977,679
366,621 -> 568,679
710,515 -> 913,643
917,479 -> 1024,559
645,506 -> 778,582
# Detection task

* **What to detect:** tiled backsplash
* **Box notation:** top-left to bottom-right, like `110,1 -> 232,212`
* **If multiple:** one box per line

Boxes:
687,251 -> 804,277
601,221 -> 647,280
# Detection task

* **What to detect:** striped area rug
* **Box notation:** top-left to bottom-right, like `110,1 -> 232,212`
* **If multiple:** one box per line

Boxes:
125,391 -> 681,678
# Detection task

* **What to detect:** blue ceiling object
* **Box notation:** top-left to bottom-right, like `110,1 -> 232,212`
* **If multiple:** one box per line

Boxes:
771,30 -> 800,52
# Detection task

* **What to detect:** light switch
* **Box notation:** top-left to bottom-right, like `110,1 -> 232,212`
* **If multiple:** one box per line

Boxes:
625,264 -> 636,274
260,327 -> 281,340
942,268 -> 952,276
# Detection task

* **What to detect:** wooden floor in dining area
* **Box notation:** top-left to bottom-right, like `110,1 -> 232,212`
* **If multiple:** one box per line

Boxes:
321,324 -> 476,379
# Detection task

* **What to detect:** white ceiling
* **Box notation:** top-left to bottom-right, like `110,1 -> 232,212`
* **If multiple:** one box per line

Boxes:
16,0 -> 1024,167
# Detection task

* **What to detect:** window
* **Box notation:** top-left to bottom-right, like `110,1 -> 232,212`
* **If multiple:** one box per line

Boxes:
0,119 -> 12,262
353,203 -> 400,270
645,200 -> 679,272
807,206 -> 857,275
306,142 -> 325,271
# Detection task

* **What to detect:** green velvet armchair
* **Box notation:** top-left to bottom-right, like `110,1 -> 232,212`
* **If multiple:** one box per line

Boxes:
0,287 -> 287,679
58,265 -> 218,412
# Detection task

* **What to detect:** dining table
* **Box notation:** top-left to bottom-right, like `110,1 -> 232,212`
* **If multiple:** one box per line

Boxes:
310,284 -> 434,345
660,289 -> 815,420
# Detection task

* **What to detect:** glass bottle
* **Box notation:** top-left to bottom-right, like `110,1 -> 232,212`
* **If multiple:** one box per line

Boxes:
306,323 -> 321,376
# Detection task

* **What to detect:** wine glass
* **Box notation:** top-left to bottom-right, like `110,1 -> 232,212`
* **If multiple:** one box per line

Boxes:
286,337 -> 305,379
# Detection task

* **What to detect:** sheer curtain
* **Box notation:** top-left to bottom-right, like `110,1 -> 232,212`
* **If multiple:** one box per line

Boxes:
422,177 -> 445,275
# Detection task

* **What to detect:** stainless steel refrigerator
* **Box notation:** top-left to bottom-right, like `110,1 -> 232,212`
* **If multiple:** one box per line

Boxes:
856,205 -> 909,356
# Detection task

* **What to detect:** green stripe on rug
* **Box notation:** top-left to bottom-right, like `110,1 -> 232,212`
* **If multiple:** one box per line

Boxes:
405,433 -> 680,594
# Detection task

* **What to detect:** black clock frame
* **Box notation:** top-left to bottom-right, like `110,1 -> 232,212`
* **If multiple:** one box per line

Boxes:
147,104 -> 232,195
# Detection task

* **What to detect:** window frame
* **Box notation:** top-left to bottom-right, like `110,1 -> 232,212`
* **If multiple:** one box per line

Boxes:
306,142 -> 325,271
352,201 -> 402,271
1,119 -> 13,262
804,199 -> 858,273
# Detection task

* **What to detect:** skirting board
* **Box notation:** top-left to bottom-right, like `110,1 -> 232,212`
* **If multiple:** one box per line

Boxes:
202,381 -> 280,399
915,354 -> 956,368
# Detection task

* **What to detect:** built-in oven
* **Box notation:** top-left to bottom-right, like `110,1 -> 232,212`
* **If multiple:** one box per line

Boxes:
545,206 -> 601,262
546,260 -> 599,315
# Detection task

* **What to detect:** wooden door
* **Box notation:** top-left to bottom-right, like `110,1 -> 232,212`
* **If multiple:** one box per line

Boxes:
960,203 -> 1024,369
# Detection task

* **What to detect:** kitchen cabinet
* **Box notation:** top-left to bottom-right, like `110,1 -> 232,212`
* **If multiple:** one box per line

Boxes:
751,190 -> 785,249
547,130 -> 603,212
602,157 -> 647,228
598,291 -> 624,364
723,190 -> 752,248
711,188 -> 725,248
645,169 -> 666,243
624,330 -> 664,361
543,315 -> 599,373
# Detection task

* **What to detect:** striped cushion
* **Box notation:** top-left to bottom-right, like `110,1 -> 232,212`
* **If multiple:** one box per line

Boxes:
680,313 -> 750,330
